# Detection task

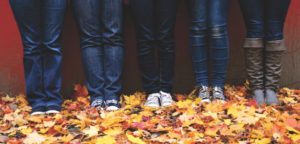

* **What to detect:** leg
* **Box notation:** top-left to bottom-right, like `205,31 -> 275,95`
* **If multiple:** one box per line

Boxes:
264,0 -> 291,105
188,0 -> 208,87
239,0 -> 265,105
208,0 -> 229,101
42,0 -> 67,110
73,0 -> 105,106
101,0 -> 124,106
10,0 -> 46,111
130,0 -> 159,94
156,0 -> 178,93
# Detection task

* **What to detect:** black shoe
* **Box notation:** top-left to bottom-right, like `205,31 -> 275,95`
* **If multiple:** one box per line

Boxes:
198,86 -> 211,103
91,99 -> 106,110
212,87 -> 226,102
106,99 -> 120,111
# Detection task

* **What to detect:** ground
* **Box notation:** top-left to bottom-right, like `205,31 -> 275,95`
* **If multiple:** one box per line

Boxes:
0,84 -> 300,144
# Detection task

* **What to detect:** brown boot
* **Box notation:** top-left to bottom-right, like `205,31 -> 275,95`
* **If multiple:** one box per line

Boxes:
265,40 -> 286,105
244,38 -> 265,105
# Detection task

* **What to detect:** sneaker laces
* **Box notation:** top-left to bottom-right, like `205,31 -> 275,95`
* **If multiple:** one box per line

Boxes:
198,86 -> 210,99
213,87 -> 226,100
145,93 -> 160,105
160,91 -> 174,104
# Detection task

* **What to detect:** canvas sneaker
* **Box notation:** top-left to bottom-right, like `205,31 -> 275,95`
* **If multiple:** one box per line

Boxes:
144,93 -> 160,108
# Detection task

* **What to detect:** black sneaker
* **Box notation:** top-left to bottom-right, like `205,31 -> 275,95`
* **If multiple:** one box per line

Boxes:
106,99 -> 120,111
212,87 -> 226,102
198,86 -> 211,103
91,99 -> 106,110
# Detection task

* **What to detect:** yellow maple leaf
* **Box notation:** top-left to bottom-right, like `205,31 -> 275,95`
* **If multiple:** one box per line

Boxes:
43,121 -> 56,128
95,135 -> 116,144
23,131 -> 46,144
176,99 -> 194,109
83,126 -> 99,138
253,138 -> 271,144
289,134 -> 300,143
126,132 -> 146,144
205,126 -> 219,137
19,126 -> 33,135
104,127 -> 123,136
60,134 -> 74,142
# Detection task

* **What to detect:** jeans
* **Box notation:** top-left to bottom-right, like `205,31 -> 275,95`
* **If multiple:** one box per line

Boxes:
130,0 -> 178,94
73,0 -> 124,102
188,0 -> 229,88
10,0 -> 66,110
239,0 -> 291,41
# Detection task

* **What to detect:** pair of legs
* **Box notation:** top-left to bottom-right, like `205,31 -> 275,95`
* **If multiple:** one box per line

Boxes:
73,0 -> 124,109
188,0 -> 229,102
130,0 -> 178,95
129,0 -> 178,107
10,0 -> 66,113
239,0 -> 291,105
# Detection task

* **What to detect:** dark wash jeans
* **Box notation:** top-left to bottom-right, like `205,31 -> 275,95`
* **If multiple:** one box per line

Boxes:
188,0 -> 230,88
10,0 -> 66,110
129,0 -> 178,94
73,0 -> 124,102
239,0 -> 291,41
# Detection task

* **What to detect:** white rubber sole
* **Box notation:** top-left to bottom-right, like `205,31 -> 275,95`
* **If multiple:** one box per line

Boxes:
200,99 -> 211,103
106,106 -> 120,111
31,111 -> 45,116
46,110 -> 60,114
161,102 -> 174,107
144,104 -> 160,108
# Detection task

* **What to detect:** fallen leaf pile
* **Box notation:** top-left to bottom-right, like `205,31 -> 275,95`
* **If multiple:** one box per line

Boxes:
1,85 -> 300,144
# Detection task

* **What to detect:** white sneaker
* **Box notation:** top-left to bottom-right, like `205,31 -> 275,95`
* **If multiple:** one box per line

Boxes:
31,111 -> 45,116
160,91 -> 174,107
46,110 -> 60,114
144,93 -> 160,108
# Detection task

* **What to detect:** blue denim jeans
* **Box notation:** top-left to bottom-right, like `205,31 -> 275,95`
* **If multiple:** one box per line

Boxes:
130,0 -> 178,94
73,0 -> 124,103
10,0 -> 66,111
239,0 -> 291,41
188,0 -> 229,88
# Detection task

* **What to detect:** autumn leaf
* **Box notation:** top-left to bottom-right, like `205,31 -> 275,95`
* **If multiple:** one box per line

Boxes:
83,126 -> 99,138
1,85 -> 300,143
23,131 -> 46,144
126,132 -> 146,144
95,135 -> 116,144
104,127 -> 123,136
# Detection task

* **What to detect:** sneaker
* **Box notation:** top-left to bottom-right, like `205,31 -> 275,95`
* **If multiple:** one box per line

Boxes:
212,87 -> 226,102
106,99 -> 120,111
252,89 -> 265,105
144,93 -> 160,108
265,89 -> 279,105
46,105 -> 61,114
31,106 -> 46,116
160,91 -> 174,107
198,86 -> 211,103
91,99 -> 106,110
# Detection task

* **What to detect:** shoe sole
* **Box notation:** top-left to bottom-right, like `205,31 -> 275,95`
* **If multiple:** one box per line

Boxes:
144,104 -> 160,108
31,111 -> 45,116
46,110 -> 60,114
106,106 -> 120,111
200,99 -> 211,103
